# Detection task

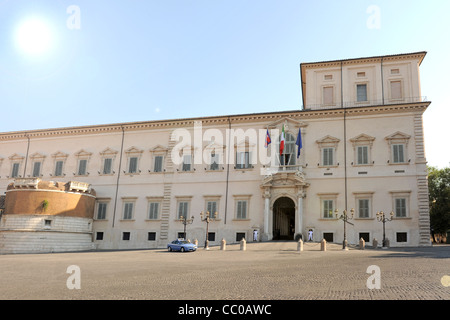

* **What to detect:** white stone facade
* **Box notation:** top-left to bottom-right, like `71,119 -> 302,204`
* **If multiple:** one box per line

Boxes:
0,52 -> 431,251
0,215 -> 95,253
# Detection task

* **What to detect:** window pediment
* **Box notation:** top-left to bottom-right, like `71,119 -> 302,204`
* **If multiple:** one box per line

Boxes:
30,152 -> 46,160
350,134 -> 375,147
150,145 -> 168,155
75,149 -> 93,158
385,131 -> 411,145
52,151 -> 69,159
125,146 -> 144,156
100,147 -> 118,156
316,135 -> 340,148
267,117 -> 308,130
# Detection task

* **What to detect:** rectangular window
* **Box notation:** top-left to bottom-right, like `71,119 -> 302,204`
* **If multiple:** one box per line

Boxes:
123,202 -> 134,220
148,232 -> 156,241
396,232 -> 407,242
323,86 -> 334,105
206,201 -> 217,217
11,162 -> 20,178
148,202 -> 159,220
78,159 -> 87,175
55,160 -> 64,176
323,233 -> 334,242
32,162 -> 41,177
210,153 -> 219,170
154,156 -> 163,172
182,155 -> 191,171
128,157 -> 138,173
103,158 -> 112,174
357,84 -> 367,102
236,200 -> 247,219
178,201 -> 189,219
97,202 -> 107,220
122,232 -> 130,241
208,232 -> 216,242
358,199 -> 370,218
392,144 -> 405,163
322,148 -> 334,166
359,232 -> 370,242
391,81 -> 402,100
395,198 -> 407,217
357,146 -> 369,165
96,232 -> 104,241
322,200 -> 334,218
236,232 -> 246,242
236,152 -> 250,169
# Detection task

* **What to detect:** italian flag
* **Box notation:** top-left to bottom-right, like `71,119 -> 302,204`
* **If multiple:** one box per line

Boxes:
280,124 -> 285,155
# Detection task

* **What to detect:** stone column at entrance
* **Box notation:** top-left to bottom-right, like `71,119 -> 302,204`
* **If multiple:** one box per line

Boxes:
296,194 -> 303,238
263,194 -> 270,241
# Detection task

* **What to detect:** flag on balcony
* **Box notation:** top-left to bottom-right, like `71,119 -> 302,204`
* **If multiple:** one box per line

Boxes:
280,125 -> 285,155
264,129 -> 271,148
296,128 -> 302,158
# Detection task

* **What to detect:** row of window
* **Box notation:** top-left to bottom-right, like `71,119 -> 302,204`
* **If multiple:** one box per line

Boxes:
96,197 -> 250,221
320,192 -> 411,219
95,231 -> 248,243
96,190 -> 411,223
323,231 -> 409,244
2,131 -> 410,178
322,72 -> 404,106
95,230 -> 410,244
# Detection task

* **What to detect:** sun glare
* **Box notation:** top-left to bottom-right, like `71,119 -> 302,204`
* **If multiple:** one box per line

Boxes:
15,18 -> 53,56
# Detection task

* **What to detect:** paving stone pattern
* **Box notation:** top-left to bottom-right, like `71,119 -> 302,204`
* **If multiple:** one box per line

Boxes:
0,242 -> 448,300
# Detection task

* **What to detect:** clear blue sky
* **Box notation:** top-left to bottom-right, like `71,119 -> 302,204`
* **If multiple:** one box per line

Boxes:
0,0 -> 449,168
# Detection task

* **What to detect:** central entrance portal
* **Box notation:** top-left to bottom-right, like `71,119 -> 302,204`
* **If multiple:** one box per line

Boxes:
272,197 -> 296,240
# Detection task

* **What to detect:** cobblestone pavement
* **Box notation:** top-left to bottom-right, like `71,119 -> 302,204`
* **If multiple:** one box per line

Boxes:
0,242 -> 448,300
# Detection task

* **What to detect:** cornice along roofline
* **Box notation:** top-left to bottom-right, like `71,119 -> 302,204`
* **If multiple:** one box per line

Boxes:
0,102 -> 430,141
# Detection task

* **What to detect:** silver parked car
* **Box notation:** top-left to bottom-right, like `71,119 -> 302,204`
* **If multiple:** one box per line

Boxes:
167,239 -> 197,252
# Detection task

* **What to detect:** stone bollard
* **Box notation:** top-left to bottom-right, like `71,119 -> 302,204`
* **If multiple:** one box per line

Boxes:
359,238 -> 365,250
297,239 -> 303,252
372,238 -> 378,249
320,238 -> 327,251
220,238 -> 226,251
383,238 -> 390,249
240,238 -> 246,251
193,239 -> 198,246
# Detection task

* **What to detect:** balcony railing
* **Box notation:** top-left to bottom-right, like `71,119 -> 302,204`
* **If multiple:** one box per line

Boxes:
303,96 -> 428,111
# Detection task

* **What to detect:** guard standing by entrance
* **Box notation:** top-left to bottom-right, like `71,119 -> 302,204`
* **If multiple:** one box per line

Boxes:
308,229 -> 314,241
253,229 -> 258,242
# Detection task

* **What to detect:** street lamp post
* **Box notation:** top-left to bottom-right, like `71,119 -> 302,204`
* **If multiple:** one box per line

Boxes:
180,215 -> 194,240
200,211 -> 218,249
335,208 -> 355,250
376,211 -> 394,248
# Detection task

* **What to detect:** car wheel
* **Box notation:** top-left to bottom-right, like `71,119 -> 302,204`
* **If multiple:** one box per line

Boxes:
168,247 -> 172,252
180,247 -> 185,252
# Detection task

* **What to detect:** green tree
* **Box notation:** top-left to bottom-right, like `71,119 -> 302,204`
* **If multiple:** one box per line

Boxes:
428,166 -> 450,241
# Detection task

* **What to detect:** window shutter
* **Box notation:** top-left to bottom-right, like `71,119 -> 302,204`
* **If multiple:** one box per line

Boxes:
323,87 -> 333,105
391,81 -> 402,99
154,156 -> 163,172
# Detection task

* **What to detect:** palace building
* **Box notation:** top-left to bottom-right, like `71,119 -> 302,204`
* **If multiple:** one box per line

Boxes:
0,52 -> 431,253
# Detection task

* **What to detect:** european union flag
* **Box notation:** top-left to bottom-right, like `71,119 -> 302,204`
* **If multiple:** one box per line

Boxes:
296,128 -> 302,158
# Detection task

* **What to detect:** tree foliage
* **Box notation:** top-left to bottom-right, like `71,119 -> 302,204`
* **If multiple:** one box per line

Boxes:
428,166 -> 450,235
